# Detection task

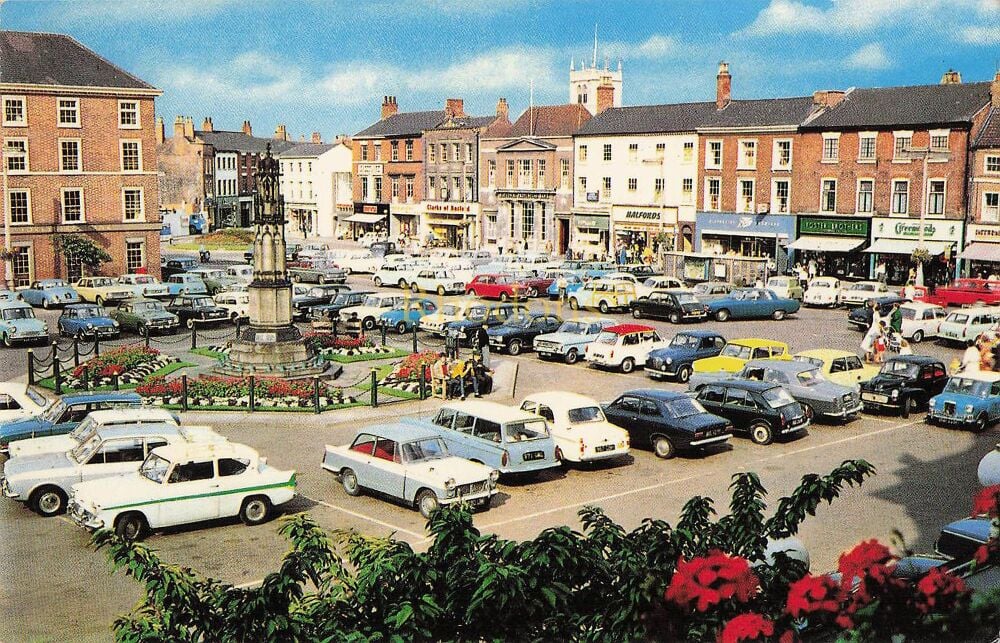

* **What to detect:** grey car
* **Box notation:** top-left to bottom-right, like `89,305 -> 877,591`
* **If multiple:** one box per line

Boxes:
689,359 -> 862,422
691,281 -> 733,303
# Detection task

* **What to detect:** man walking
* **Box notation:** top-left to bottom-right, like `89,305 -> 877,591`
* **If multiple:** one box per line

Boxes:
472,322 -> 491,369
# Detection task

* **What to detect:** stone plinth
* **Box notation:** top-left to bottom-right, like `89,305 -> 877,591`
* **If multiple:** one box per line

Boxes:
215,325 -> 326,377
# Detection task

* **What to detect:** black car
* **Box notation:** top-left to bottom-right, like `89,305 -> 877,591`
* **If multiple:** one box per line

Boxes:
447,303 -> 529,346
292,284 -> 351,320
309,290 -> 374,321
631,289 -> 708,323
620,264 -> 663,278
694,380 -> 810,445
487,312 -> 563,355
161,256 -> 199,280
847,295 -> 909,330
603,389 -> 732,459
859,355 -> 948,418
165,295 -> 228,329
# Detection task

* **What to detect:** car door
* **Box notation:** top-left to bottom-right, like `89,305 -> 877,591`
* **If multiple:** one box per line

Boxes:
637,398 -> 668,442
163,459 -> 220,523
695,384 -> 727,417
79,437 -> 147,485
363,437 -> 406,498
606,395 -> 646,443
722,387 -> 755,429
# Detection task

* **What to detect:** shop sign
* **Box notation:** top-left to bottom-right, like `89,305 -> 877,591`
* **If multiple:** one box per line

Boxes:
871,217 -> 963,243
390,202 -> 420,216
353,202 -> 389,215
586,191 -> 600,202
425,201 -> 478,215
357,163 -> 383,175
612,205 -> 678,225
798,217 -> 868,237
968,224 -> 1000,243
696,212 -> 797,236
574,214 -> 609,230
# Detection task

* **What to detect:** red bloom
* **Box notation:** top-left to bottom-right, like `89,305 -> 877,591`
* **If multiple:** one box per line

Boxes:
837,540 -> 894,588
665,550 -> 759,612
718,613 -> 774,643
915,566 -> 968,614
785,574 -> 840,618
778,631 -> 798,643
971,485 -> 1000,518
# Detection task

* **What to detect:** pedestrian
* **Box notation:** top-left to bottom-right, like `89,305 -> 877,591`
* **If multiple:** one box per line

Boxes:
873,321 -> 889,364
907,266 -> 917,285
449,358 -> 467,399
898,338 -> 913,356
989,272 -> 999,282
861,318 -> 880,363
889,302 -> 903,337
875,260 -> 887,284
960,340 -> 982,373
642,245 -> 654,265
472,322 -> 490,369
556,273 -> 568,304
808,258 -> 818,280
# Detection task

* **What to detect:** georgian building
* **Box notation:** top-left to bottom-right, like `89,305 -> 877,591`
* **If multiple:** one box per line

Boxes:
961,72 -> 1000,277
279,139 -> 353,240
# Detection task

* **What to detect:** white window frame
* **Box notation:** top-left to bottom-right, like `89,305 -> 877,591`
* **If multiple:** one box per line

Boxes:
603,143 -> 612,162
929,128 -> 950,153
560,159 -> 570,190
893,131 -> 914,162
926,177 -> 947,217
122,187 -> 145,222
820,178 -> 837,213
2,95 -> 27,126
118,100 -> 140,129
59,138 -> 82,173
705,177 -> 722,212
821,133 -> 840,163
856,178 -> 875,214
681,177 -> 693,205
627,177 -> 637,192
772,139 -> 792,171
628,143 -> 638,162
60,187 -> 85,223
4,137 -> 29,173
683,141 -> 694,164
120,139 -> 143,173
983,155 -> 1000,175
891,179 -> 910,216
57,97 -> 81,128
857,132 -> 877,163
983,191 -> 999,224
7,188 -> 32,225
705,140 -> 723,169
654,177 -> 665,203
578,144 -> 587,162
125,239 -> 146,273
737,138 -> 757,170
487,159 -> 496,187
10,243 -> 34,287
736,178 -> 756,213
771,179 -> 790,214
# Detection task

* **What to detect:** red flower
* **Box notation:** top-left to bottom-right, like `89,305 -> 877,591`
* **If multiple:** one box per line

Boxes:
837,540 -> 894,588
785,574 -> 840,618
971,485 -> 1000,517
665,550 -> 759,612
915,566 -> 968,614
778,631 -> 798,643
718,613 -> 773,643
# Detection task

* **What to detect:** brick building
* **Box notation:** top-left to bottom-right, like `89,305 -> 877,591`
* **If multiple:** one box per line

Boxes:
961,72 -> 1000,278
1,30 -> 162,283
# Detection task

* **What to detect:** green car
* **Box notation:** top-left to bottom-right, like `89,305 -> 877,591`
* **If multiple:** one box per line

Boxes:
111,298 -> 180,336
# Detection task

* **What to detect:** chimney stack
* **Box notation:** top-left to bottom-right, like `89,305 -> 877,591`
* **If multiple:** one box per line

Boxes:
242,120 -> 252,136
201,117 -> 213,132
716,61 -> 732,110
183,116 -> 194,139
173,115 -> 185,139
311,131 -> 322,144
445,98 -> 465,118
812,90 -> 846,109
274,124 -> 288,141
596,75 -> 615,114
993,71 -> 1000,109
156,117 -> 165,144
940,69 -> 962,85
495,97 -> 509,122
381,96 -> 398,120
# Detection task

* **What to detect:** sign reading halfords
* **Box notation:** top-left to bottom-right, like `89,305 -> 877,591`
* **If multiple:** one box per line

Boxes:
612,205 -> 676,224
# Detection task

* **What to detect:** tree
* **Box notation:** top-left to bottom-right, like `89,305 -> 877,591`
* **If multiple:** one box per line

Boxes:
56,234 -> 112,274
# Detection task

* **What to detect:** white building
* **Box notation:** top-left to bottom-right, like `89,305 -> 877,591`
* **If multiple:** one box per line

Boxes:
570,57 -> 622,115
214,151 -> 239,227
279,141 -> 353,239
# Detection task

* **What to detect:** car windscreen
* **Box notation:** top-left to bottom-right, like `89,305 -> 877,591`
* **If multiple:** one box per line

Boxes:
720,344 -> 752,359
69,415 -> 98,440
71,433 -> 102,463
670,334 -> 701,348
567,406 -> 604,423
46,280 -> 70,288
795,368 -> 825,385
792,355 -> 824,369
557,320 -> 587,334
77,307 -> 107,318
504,316 -> 531,328
332,294 -> 352,305
943,377 -> 991,398
880,361 -> 919,378
93,278 -> 113,287
190,298 -> 213,309
762,387 -> 797,409
135,301 -> 163,312
2,307 -> 34,320
25,387 -> 47,409
141,453 -> 171,483
133,276 -> 154,284
665,397 -> 708,418
42,399 -> 67,423
642,278 -> 658,287
595,331 -> 618,345
467,306 -> 487,321
402,437 -> 450,462
504,418 -> 549,441
809,281 -> 834,289
900,308 -> 917,320
946,313 -> 969,324
676,293 -> 699,305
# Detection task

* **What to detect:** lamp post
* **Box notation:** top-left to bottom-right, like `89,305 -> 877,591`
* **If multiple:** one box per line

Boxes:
904,146 -> 950,287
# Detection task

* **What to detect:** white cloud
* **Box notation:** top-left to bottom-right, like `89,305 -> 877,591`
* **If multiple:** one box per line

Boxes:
741,0 -> 993,36
844,43 -> 892,70
959,25 -> 1000,44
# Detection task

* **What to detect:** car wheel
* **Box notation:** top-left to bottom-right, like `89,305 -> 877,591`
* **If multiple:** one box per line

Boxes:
677,365 -> 691,383
974,414 -> 989,433
42,299 -> 51,310
396,321 -> 409,335
416,489 -> 440,519
669,312 -> 681,324
749,421 -> 774,445
186,318 -> 195,329
598,300 -> 610,314
95,296 -> 105,306
410,283 -> 420,294
526,287 -> 537,298
569,298 -> 579,310
564,349 -> 579,365
30,485 -> 67,517
802,404 -> 815,421
911,330 -> 924,343
398,279 -> 408,289
652,436 -> 675,459
341,468 -> 362,496
715,309 -> 730,322
500,292 -> 510,302
114,512 -> 147,541
508,339 -> 523,355
437,285 -> 446,296
772,309 -> 786,321
362,317 -> 376,331
373,277 -> 383,287
240,496 -> 272,526
620,357 -> 635,374
900,396 -> 917,419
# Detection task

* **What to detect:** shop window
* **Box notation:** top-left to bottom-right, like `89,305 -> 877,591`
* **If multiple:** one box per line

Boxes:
772,180 -> 789,214
706,178 -> 721,211
891,180 -> 909,215
11,246 -> 32,287
8,190 -> 30,224
821,179 -> 837,212
984,193 -> 999,223
927,180 -> 945,216
857,180 -> 874,213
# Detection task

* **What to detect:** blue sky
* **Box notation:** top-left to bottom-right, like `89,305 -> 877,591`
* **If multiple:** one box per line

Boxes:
3,0 -> 998,140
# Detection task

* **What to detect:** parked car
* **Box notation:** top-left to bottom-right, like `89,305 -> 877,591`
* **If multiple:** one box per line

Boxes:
692,338 -> 791,375
380,298 -> 438,334
330,250 -> 382,274
409,268 -> 466,295
213,291 -> 250,322
291,284 -> 351,320
644,330 -> 727,383
519,392 -> 630,464
19,279 -> 80,309
321,423 -> 498,518
838,281 -> 890,308
1,394 -> 145,455
802,277 -> 842,307
585,323 -> 669,374
110,299 -> 180,335
766,276 -> 804,301
545,272 -> 585,299
372,263 -> 422,289
165,273 -> 209,296
117,274 -> 169,299
160,256 -> 199,280
859,355 -> 949,418
419,298 -> 480,335
339,293 -> 407,331
288,261 -> 348,285
73,277 -> 133,306
533,317 -> 615,365
465,273 -> 525,301
937,306 -> 1000,346
447,303 -> 529,345
897,302 -> 948,343
0,383 -> 52,424
706,288 -> 800,322
309,290 -> 375,322
226,265 -> 255,284
487,312 -> 563,355
68,441 -> 296,539
927,372 -> 1000,432
0,300 -> 49,346
0,290 -> 23,302
7,408 -> 180,459
187,267 -> 239,294
568,278 -> 637,314
691,281 -> 733,303
935,517 -> 993,563
634,276 -> 687,299
418,401 -> 562,475
619,264 -> 664,280
603,389 -> 731,459
630,289 -> 707,323
164,294 -> 228,329
846,295 -> 910,331
792,350 -> 879,388
920,278 -> 1000,308
694,380 -> 810,445
57,303 -> 119,339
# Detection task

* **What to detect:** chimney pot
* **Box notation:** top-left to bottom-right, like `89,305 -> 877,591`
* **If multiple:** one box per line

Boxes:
311,132 -> 322,144
183,116 -> 194,139
156,117 -> 165,144
381,95 -> 399,120
992,71 -> 1000,109
940,69 -> 962,84
242,120 -> 252,136
812,89 -> 846,109
201,117 -> 213,132
445,98 -> 465,118
716,61 -> 732,110
274,124 -> 288,141
596,77 -> 615,114
496,97 -> 509,121
172,115 -> 185,139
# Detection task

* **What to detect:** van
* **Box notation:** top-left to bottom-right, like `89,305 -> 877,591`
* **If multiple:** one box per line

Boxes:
937,306 -> 1000,346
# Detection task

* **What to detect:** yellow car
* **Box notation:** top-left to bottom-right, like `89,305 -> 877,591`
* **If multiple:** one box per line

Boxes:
692,338 -> 791,374
792,349 -> 879,388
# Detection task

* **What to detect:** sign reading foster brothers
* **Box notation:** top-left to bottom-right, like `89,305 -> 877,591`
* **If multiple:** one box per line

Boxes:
611,205 -> 677,224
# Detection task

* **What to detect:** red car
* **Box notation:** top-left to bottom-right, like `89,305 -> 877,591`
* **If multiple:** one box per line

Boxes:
465,274 -> 525,301
915,279 -> 1000,308
509,271 -> 555,298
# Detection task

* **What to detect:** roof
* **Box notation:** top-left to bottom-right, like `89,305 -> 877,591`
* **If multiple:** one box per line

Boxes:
885,355 -> 939,364
509,104 -> 592,137
952,371 -> 1000,383
355,110 -> 446,138
432,115 -> 496,130
620,389 -> 687,401
795,349 -> 859,359
151,441 -> 258,462
728,338 -> 789,348
900,301 -> 944,310
743,359 -> 810,373
604,323 -> 656,334
941,517 -> 992,540
61,391 -> 141,405
714,379 -> 782,392
0,31 -> 156,90
88,408 -> 177,424
197,130 -> 297,154
357,422 -> 440,442
439,400 -> 539,423
678,330 -> 726,338
277,143 -> 337,158
522,391 -> 602,407
95,422 -> 183,440
803,82 -> 991,130
973,108 -> 1000,148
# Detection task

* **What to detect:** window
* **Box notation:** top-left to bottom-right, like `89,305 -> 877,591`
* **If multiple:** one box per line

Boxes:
373,144 -> 381,161
857,180 -> 874,213
656,142 -> 666,159
122,188 -> 144,221
391,177 -> 399,199
58,98 -> 79,127
560,159 -> 569,189
858,134 -> 876,162
928,180 -> 945,215
984,192 -> 999,223
578,176 -> 587,197
821,179 -> 837,212
601,176 -> 611,201
737,179 -> 755,213
628,143 -> 638,162
361,144 -> 369,161
739,139 -> 757,169
706,178 -> 721,211
822,134 -> 839,162
773,139 -> 792,169
893,132 -> 913,160
61,188 -> 84,222
488,160 -> 496,186
506,160 -> 514,186
682,178 -> 693,204
169,461 -> 214,483
361,177 -> 369,201
654,177 -> 665,202
120,140 -> 142,172
374,176 -> 382,201
390,141 -> 399,161
892,180 -> 909,215
519,159 -> 532,188
218,458 -> 250,477
465,143 -> 473,162
628,177 -> 637,191
578,144 -> 587,161
11,246 -> 32,287
985,155 -> 1000,174
706,140 -> 722,168
60,139 -> 81,172
772,180 -> 789,213
452,143 -> 460,161
683,141 -> 694,163
537,159 -> 546,186
603,143 -> 612,161
5,138 -> 27,172
125,240 -> 145,273
406,140 -> 414,161
930,130 -> 949,151
8,190 -> 30,224
522,201 -> 534,237
427,143 -> 434,163
453,175 -> 461,198
465,176 -> 474,201
405,177 -> 414,199
3,95 -> 26,125
118,100 -> 139,128
67,256 -> 82,283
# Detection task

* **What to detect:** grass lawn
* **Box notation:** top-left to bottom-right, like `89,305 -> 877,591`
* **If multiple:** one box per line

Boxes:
324,348 -> 410,364
168,229 -> 254,251
190,347 -> 225,360
356,363 -> 421,400
38,361 -> 195,393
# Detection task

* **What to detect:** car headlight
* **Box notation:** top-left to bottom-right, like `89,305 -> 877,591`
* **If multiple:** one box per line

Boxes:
929,398 -> 936,408
444,478 -> 455,490
87,323 -> 94,329
489,470 -> 500,485
112,321 -> 120,328
890,389 -> 899,399
665,357 -> 673,365
965,404 -> 975,415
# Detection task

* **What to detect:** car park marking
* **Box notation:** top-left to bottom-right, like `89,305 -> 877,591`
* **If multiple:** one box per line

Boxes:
298,494 -> 426,540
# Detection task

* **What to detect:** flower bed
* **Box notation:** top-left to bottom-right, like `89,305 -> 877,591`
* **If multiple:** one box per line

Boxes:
375,351 -> 442,397
42,345 -> 187,391
198,341 -> 408,364
137,374 -> 358,410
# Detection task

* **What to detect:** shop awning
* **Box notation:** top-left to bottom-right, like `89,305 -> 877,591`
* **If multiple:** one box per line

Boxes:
863,238 -> 950,255
574,214 -> 609,230
959,242 -> 998,262
787,235 -> 865,252
343,213 -> 386,224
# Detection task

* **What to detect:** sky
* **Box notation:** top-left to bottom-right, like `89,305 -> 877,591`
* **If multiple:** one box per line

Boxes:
2,0 -> 998,141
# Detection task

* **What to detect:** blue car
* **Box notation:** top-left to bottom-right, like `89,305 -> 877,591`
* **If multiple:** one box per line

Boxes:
644,330 -> 727,383
706,288 -> 800,322
0,391 -> 141,453
546,273 -> 584,299
165,273 -> 208,296
0,300 -> 49,347
927,372 -> 1000,432
20,279 -> 80,309
379,298 -> 438,334
57,303 -> 120,339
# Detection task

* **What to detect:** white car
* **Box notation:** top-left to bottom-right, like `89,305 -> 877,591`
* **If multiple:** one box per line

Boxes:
898,302 -> 947,343
339,293 -> 406,331
585,324 -> 669,373
765,276 -> 803,301
803,277 -> 842,307
117,274 -> 169,299
226,265 -> 254,283
519,392 -> 630,463
409,269 -> 466,296
838,281 -> 889,307
73,277 -> 133,306
420,298 -> 480,335
8,408 -> 179,459
0,383 -> 51,424
331,250 -> 382,275
568,279 -> 637,314
635,276 -> 687,299
214,291 -> 250,321
372,263 -> 424,289
68,441 -> 296,540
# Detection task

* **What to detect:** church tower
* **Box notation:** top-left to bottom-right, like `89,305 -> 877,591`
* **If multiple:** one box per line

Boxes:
569,25 -> 623,115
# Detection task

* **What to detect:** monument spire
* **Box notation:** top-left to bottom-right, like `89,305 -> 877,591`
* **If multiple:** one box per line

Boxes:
592,23 -> 598,69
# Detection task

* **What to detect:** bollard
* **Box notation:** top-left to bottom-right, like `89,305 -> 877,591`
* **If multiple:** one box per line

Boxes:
52,342 -> 62,395
370,367 -> 378,408
113,372 -> 120,391
248,375 -> 255,412
145,329 -> 151,348
82,367 -> 89,392
181,374 -> 189,411
313,376 -> 321,414
380,321 -> 387,346
412,324 -> 418,354
94,332 -> 100,357
235,317 -> 242,337
73,336 -> 80,366
332,317 -> 339,341
191,325 -> 198,350
26,349 -> 34,386
419,366 -> 426,400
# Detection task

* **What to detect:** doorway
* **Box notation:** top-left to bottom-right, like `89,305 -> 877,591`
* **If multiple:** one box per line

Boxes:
557,218 -> 569,255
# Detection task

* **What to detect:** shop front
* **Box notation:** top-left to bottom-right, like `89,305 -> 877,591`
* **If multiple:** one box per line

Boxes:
389,202 -> 420,242
570,212 -> 609,260
695,212 -> 797,274
422,201 -> 479,249
611,205 -> 678,261
788,216 -> 870,280
345,203 -> 389,240
865,217 -> 963,286
959,224 -> 1000,278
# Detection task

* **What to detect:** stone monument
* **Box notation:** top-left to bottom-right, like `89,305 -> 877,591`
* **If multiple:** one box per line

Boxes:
216,144 -> 326,376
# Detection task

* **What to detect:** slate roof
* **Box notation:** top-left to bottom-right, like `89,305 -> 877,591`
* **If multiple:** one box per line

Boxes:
973,108 -> 1000,149
196,130 -> 297,154
278,143 -> 338,158
509,104 -> 592,137
802,82 -> 991,130
704,96 -> 817,129
355,110 -> 446,138
0,30 -> 156,90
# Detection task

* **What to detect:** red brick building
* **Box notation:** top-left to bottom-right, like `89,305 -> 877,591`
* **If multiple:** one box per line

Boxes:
962,72 -> 1000,277
1,31 -> 162,284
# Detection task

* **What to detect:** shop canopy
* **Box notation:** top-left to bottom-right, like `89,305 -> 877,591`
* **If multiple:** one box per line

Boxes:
343,213 -> 386,224
786,235 -> 865,252
958,242 -> 998,262
863,238 -> 950,255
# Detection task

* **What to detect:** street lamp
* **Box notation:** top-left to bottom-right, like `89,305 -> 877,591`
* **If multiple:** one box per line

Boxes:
904,146 -> 950,287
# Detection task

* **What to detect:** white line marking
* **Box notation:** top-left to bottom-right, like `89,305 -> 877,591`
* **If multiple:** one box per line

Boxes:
299,494 -> 426,540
